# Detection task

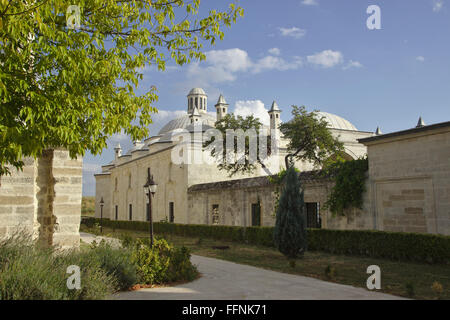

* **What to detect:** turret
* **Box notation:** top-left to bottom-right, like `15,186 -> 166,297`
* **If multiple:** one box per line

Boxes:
189,107 -> 201,124
187,88 -> 207,114
215,94 -> 229,121
268,101 -> 281,131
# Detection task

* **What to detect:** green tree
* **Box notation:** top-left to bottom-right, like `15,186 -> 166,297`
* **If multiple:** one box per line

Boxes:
280,105 -> 344,170
206,105 -> 344,176
273,165 -> 307,266
203,113 -> 272,177
0,0 -> 244,175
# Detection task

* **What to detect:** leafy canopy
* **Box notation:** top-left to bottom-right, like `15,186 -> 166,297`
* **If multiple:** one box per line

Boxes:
0,0 -> 244,175
203,113 -> 272,177
206,105 -> 344,176
280,105 -> 344,169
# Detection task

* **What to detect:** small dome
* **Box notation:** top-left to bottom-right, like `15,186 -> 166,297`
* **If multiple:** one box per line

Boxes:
316,112 -> 358,131
158,113 -> 216,135
188,88 -> 206,96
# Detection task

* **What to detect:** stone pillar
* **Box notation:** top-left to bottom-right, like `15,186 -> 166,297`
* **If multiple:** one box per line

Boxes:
0,149 -> 82,249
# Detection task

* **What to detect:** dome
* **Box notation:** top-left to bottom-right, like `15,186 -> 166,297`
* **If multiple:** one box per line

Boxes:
316,112 -> 358,131
188,88 -> 206,96
158,113 -> 216,135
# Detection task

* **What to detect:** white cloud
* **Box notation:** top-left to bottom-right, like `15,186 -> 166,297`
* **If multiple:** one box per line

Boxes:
416,56 -> 425,62
186,48 -> 303,86
301,0 -> 318,5
433,0 -> 444,12
307,50 -> 344,68
278,27 -> 307,39
343,60 -> 363,70
268,47 -> 281,56
253,55 -> 303,73
234,100 -> 270,126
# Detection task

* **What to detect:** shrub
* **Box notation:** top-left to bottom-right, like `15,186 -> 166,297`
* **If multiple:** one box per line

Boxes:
131,239 -> 198,285
0,234 -> 117,300
85,240 -> 138,291
82,218 -> 450,264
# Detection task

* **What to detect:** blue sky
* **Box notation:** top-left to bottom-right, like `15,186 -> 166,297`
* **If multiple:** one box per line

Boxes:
82,0 -> 450,195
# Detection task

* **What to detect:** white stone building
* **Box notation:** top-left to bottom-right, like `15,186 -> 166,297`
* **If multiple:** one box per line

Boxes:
94,88 -> 372,224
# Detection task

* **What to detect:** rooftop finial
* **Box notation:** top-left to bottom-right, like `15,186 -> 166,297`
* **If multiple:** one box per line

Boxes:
416,117 -> 426,128
375,127 -> 382,135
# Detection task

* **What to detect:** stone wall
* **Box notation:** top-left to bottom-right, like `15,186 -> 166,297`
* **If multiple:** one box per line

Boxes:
0,149 -> 82,249
187,173 -> 375,230
361,124 -> 450,235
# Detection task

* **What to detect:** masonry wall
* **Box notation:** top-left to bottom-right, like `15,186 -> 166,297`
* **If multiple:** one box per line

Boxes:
187,177 -> 375,230
365,128 -> 450,235
0,149 -> 82,249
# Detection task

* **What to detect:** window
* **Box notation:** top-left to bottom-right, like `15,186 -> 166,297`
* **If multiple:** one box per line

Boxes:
276,114 -> 279,118
195,97 -> 198,108
115,178 -> 118,191
128,174 -> 131,188
129,204 -> 132,221
190,98 -> 193,110
223,108 -> 225,113
211,204 -> 219,225
169,202 -> 174,223
270,114 -> 273,119
306,203 -> 321,228
251,203 -> 261,226
115,205 -> 118,220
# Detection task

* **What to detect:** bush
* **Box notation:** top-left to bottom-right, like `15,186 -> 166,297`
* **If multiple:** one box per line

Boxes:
82,217 -> 450,264
85,240 -> 138,291
131,238 -> 198,285
0,234 -> 117,300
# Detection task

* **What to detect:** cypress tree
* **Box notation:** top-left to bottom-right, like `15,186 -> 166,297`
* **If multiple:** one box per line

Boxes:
273,166 -> 307,266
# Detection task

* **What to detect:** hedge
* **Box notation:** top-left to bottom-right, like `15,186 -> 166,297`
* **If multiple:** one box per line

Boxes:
81,217 -> 450,264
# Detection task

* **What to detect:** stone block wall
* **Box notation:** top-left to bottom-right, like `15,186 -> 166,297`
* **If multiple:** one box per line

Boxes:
363,126 -> 450,235
0,149 -> 82,249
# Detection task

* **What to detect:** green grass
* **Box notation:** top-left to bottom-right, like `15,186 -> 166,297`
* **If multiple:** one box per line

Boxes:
82,196 -> 95,216
81,224 -> 450,300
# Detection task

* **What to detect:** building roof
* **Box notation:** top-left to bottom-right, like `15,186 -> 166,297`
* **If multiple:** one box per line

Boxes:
216,94 -> 228,105
316,111 -> 358,131
158,113 -> 216,135
188,87 -> 206,96
188,171 -> 327,192
269,101 -> 280,112
359,120 -> 450,145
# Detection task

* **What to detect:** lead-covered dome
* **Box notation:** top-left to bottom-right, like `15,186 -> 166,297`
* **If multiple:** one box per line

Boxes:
188,88 -> 206,96
316,112 -> 357,131
158,113 -> 216,135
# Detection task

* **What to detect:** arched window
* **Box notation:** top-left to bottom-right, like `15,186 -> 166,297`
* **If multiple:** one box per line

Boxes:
195,97 -> 198,108
190,98 -> 193,110
200,98 -> 203,110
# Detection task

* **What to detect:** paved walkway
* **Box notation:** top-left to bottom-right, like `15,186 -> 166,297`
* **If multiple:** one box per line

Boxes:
80,232 -> 404,300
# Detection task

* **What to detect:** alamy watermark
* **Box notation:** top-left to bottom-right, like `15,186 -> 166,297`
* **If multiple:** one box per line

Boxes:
66,5 -> 81,30
66,265 -> 81,290
366,265 -> 381,290
367,5 -> 381,30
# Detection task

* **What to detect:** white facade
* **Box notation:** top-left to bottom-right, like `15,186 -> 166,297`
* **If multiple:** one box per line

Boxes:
95,88 -> 373,224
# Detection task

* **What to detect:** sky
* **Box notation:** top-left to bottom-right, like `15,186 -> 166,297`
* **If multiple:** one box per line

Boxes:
82,0 -> 450,196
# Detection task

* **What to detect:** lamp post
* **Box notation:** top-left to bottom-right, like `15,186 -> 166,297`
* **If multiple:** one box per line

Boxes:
143,168 -> 157,248
99,197 -> 104,234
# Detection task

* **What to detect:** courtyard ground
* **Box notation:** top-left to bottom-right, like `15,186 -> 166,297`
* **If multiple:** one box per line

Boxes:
80,225 -> 449,299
